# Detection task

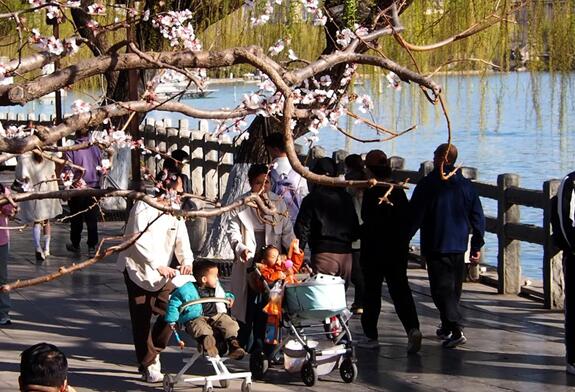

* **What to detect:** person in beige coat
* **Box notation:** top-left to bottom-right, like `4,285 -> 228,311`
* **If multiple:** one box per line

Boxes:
116,173 -> 194,383
226,164 -> 294,349
15,151 -> 62,262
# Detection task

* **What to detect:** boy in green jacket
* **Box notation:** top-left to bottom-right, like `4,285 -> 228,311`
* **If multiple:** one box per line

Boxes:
166,260 -> 246,360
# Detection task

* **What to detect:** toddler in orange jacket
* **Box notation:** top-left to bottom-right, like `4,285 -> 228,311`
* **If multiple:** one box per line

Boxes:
257,239 -> 304,285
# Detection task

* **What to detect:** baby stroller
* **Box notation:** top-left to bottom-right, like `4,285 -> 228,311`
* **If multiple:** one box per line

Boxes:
163,275 -> 252,392
249,272 -> 358,387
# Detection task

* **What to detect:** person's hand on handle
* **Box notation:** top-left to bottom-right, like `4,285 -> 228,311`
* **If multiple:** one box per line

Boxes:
470,250 -> 481,264
180,264 -> 193,275
157,265 -> 178,279
241,248 -> 250,263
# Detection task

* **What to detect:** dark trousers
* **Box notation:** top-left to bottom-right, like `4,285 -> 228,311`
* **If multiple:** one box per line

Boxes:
68,195 -> 99,248
123,272 -> 174,367
311,252 -> 352,286
565,253 -> 575,364
351,250 -> 365,307
238,287 -> 269,354
426,253 -> 466,335
360,248 -> 420,339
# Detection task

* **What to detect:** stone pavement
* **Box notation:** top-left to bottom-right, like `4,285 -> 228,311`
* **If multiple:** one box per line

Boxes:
1,221 -> 574,391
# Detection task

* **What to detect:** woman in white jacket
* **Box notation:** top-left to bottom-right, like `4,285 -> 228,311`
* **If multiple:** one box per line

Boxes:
226,164 -> 294,349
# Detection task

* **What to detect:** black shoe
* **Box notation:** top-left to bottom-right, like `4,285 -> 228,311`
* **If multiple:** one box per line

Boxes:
66,243 -> 80,254
436,325 -> 452,340
35,251 -> 45,262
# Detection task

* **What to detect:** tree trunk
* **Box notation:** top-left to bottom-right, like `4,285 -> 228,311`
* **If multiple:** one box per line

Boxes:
200,163 -> 251,259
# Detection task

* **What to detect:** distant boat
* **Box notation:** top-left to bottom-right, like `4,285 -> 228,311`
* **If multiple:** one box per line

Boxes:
155,81 -> 217,99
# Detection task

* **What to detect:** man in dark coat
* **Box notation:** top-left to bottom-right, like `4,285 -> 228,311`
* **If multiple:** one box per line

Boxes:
551,170 -> 575,375
408,143 -> 485,349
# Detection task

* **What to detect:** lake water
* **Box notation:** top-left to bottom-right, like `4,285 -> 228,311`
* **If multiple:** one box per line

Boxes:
11,72 -> 575,279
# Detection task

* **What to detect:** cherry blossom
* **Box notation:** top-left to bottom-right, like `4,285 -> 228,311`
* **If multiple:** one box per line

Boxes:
242,93 -> 263,110
386,71 -> 402,91
300,0 -> 319,13
288,49 -> 298,61
268,39 -> 286,56
152,10 -> 202,50
0,64 -> 6,81
46,6 -> 63,23
87,3 -> 106,16
71,99 -> 91,114
312,9 -> 327,26
356,94 -> 374,113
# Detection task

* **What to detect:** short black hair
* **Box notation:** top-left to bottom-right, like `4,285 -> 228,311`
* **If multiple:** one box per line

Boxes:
20,343 -> 68,388
264,132 -> 286,152
193,260 -> 219,283
247,164 -> 269,184
344,154 -> 364,172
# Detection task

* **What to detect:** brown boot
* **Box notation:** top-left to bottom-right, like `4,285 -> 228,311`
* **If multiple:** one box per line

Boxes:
202,335 -> 219,357
227,337 -> 247,360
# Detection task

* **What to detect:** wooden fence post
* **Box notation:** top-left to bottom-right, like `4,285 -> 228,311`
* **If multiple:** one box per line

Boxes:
497,173 -> 521,294
178,120 -> 191,181
418,160 -> 434,180
190,130 -> 205,196
218,135 -> 233,199
543,179 -> 563,309
204,133 -> 218,199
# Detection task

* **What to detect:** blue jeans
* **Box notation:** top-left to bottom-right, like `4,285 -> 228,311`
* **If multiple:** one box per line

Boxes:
0,244 -> 10,320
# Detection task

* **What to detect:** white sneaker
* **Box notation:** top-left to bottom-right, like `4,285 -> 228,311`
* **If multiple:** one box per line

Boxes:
567,363 -> 575,375
356,339 -> 380,349
142,355 -> 162,383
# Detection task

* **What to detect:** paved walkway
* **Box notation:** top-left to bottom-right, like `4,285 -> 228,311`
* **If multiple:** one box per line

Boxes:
0,221 -> 574,391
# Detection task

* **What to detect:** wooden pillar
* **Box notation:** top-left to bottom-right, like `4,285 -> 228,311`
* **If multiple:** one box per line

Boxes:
204,133 -> 218,200
418,160 -> 434,180
389,156 -> 405,170
543,179 -> 564,309
190,130 -> 205,196
497,173 -> 521,294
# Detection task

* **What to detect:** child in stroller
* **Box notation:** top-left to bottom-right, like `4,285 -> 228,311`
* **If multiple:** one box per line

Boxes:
165,260 -> 246,360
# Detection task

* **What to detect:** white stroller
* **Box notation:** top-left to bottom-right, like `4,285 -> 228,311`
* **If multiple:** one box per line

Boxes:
249,273 -> 358,387
163,275 -> 252,392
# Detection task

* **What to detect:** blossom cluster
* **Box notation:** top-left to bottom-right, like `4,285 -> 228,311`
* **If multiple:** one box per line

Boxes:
152,10 -> 202,51
29,29 -> 80,56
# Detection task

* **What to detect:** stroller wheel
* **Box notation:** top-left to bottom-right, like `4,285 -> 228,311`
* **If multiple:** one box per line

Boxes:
249,351 -> 269,380
339,357 -> 358,383
301,361 -> 318,387
162,374 -> 175,392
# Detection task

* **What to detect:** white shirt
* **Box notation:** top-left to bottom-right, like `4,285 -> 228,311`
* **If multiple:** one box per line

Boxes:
116,200 -> 194,291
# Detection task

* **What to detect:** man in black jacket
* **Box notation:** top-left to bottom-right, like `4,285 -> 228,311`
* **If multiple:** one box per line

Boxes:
294,157 -> 359,284
551,170 -> 575,375
408,143 -> 485,349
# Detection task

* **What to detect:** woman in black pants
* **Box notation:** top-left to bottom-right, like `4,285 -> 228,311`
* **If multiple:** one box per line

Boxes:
358,150 -> 422,354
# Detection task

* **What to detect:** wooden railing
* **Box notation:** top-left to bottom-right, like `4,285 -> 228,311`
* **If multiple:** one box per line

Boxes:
0,113 -> 565,309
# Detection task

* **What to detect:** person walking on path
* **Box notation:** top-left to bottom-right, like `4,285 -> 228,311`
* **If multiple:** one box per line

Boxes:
226,163 -> 294,350
344,154 -> 366,315
0,184 -> 15,326
265,132 -> 308,225
14,151 -> 62,262
551,170 -> 575,375
294,157 -> 359,285
358,150 -> 422,353
64,130 -> 102,257
408,143 -> 485,349
116,173 -> 194,383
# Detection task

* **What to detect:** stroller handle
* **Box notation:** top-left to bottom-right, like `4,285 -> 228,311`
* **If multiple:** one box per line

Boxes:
179,297 -> 232,312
